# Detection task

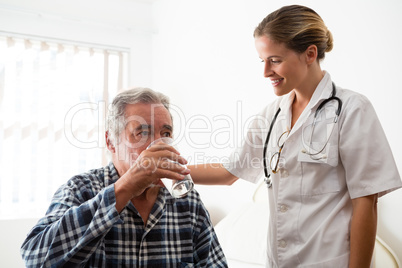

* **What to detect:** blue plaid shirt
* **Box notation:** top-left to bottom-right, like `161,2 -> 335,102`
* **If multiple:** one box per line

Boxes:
21,162 -> 227,267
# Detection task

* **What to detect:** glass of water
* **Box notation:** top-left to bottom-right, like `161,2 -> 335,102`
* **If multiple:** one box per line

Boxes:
147,137 -> 194,198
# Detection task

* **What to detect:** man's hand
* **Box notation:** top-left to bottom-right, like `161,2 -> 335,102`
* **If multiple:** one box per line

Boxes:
114,141 -> 190,212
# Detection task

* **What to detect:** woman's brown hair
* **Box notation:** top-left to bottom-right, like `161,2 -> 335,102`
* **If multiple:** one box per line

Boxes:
254,5 -> 333,60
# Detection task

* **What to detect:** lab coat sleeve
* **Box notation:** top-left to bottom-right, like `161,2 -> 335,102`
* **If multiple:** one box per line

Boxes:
338,94 -> 402,199
222,106 -> 273,184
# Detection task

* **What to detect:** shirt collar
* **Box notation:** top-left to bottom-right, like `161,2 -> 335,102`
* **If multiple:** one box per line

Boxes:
278,71 -> 333,111
276,71 -> 333,133
105,162 -> 120,186
306,71 -> 333,112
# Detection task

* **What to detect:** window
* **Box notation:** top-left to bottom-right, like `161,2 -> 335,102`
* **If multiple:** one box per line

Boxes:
0,33 -> 128,219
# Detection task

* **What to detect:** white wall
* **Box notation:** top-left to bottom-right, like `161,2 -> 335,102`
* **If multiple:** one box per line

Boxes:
1,0 -> 402,265
151,0 -> 402,261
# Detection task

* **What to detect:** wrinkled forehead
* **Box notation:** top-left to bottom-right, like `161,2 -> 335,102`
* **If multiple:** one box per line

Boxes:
124,102 -> 173,129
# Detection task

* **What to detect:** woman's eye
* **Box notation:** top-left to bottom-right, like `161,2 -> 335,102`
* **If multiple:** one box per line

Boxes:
260,58 -> 281,64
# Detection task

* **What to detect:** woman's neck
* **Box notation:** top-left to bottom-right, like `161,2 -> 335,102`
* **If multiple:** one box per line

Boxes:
291,69 -> 324,128
294,69 -> 324,105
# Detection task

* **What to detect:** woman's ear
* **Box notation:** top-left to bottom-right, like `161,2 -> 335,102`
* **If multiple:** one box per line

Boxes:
105,131 -> 116,153
305,45 -> 318,65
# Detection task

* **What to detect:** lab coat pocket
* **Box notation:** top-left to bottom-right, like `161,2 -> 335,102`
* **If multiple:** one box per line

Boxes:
298,143 -> 338,167
299,144 -> 340,195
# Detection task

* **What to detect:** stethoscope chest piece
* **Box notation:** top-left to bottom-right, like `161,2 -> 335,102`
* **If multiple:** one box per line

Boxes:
264,176 -> 272,188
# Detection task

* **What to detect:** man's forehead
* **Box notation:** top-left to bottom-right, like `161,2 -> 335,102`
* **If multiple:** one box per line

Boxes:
122,103 -> 172,128
124,102 -> 167,114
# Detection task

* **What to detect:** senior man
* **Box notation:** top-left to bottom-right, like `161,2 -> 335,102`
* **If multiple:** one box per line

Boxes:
21,87 -> 227,267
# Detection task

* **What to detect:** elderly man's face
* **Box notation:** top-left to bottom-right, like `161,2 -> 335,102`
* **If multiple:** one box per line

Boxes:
111,102 -> 173,176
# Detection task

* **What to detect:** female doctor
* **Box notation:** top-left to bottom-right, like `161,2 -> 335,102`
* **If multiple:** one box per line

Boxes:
189,5 -> 402,268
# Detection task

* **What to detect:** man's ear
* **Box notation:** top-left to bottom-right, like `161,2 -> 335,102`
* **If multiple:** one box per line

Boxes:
105,131 -> 116,153
305,44 -> 318,65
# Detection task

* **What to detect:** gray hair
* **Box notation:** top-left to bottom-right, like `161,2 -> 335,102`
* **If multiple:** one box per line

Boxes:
107,87 -> 170,145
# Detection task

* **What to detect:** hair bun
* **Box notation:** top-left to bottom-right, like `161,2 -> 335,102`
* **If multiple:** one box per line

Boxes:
326,30 -> 334,52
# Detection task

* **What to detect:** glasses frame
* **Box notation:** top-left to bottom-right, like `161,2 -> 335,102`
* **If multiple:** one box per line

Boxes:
269,130 -> 290,174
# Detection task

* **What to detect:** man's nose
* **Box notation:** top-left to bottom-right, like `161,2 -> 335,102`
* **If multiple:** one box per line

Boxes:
153,134 -> 162,141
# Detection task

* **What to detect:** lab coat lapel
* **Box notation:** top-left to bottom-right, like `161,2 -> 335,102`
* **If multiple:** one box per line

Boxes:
287,72 -> 333,136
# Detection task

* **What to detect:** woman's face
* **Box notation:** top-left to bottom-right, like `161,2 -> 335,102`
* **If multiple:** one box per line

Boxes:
255,35 -> 309,96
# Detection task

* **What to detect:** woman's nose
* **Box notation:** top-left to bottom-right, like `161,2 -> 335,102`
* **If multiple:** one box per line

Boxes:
263,62 -> 273,78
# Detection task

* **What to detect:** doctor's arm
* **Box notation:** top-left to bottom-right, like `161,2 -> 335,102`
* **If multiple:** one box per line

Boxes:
349,193 -> 378,268
188,163 -> 239,185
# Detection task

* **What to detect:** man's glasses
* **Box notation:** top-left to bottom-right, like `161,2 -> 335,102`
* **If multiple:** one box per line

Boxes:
269,130 -> 290,174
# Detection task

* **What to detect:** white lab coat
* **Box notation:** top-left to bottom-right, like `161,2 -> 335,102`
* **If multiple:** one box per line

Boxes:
223,71 -> 402,267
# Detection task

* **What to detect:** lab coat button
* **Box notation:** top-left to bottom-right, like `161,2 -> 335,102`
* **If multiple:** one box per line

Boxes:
279,204 -> 288,212
278,240 -> 287,248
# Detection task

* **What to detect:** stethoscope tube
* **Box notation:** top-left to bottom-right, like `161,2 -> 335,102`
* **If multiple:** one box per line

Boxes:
263,108 -> 281,188
263,82 -> 342,188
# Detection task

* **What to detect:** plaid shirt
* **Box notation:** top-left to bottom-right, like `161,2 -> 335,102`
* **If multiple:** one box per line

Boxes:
21,162 -> 227,267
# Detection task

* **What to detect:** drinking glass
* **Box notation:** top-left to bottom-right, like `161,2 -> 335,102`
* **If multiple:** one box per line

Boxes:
147,137 -> 194,198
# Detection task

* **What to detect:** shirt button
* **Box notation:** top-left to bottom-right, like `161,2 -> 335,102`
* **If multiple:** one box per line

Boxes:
279,204 -> 288,212
278,240 -> 287,248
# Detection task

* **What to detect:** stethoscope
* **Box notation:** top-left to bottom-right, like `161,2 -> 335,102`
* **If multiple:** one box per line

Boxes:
263,82 -> 342,188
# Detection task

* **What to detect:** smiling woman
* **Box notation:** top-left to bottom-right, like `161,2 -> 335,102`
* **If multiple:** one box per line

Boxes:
0,34 -> 127,219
